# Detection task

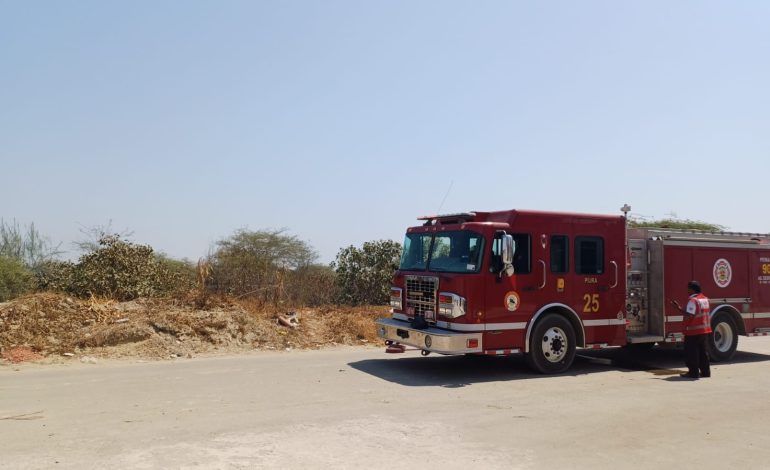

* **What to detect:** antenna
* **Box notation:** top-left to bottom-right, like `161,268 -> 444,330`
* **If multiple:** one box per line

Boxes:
436,180 -> 454,214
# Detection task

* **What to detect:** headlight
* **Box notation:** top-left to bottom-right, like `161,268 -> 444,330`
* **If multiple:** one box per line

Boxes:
438,292 -> 466,318
390,287 -> 403,310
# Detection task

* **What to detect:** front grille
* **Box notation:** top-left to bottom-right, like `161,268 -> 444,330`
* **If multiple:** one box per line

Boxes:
405,275 -> 438,321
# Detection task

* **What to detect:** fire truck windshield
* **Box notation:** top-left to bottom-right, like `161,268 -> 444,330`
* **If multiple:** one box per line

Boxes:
399,230 -> 485,273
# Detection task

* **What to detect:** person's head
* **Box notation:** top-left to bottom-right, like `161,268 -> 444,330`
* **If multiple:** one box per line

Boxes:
687,280 -> 701,294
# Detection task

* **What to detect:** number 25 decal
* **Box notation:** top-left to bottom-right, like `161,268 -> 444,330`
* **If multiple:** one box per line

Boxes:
583,294 -> 600,313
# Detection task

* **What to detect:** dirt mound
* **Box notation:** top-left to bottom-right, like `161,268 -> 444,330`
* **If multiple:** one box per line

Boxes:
0,293 -> 388,363
1,346 -> 43,363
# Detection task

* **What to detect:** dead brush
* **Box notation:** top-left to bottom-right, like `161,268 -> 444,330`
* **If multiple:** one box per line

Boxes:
171,288 -> 231,310
1,291 -> 390,359
86,294 -> 117,323
233,296 -> 279,320
314,305 -> 385,344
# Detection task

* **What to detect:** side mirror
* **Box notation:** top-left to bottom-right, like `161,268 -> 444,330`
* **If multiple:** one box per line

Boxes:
501,234 -> 515,276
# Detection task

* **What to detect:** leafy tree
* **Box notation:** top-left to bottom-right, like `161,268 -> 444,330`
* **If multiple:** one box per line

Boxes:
333,240 -> 401,305
285,264 -> 338,306
73,221 -> 133,253
0,256 -> 34,301
0,219 -> 61,268
156,254 -> 197,292
0,219 -> 61,300
628,217 -> 726,232
210,228 -> 318,302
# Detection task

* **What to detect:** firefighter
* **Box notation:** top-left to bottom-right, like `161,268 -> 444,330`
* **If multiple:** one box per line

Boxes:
670,280 -> 712,379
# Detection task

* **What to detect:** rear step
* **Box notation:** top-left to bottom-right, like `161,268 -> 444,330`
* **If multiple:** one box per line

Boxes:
664,333 -> 684,343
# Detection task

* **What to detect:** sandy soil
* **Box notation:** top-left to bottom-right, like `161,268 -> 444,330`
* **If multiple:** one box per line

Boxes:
4,340 -> 770,469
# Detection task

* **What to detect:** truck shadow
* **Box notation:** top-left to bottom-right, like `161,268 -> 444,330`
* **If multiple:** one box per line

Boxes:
348,347 -> 770,387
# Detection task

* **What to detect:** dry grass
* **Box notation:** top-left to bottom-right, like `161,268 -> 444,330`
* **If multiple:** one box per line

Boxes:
0,292 -> 389,363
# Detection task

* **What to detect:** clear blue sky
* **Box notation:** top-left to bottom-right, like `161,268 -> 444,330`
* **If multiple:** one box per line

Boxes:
2,1 -> 769,264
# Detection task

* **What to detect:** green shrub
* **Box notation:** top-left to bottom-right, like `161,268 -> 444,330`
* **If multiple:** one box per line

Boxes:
33,259 -> 76,292
332,240 -> 401,305
0,255 -> 34,301
156,254 -> 197,292
69,235 -> 183,300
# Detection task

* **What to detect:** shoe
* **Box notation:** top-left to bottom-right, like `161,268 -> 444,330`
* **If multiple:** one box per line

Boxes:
701,373 -> 710,378
679,373 -> 699,379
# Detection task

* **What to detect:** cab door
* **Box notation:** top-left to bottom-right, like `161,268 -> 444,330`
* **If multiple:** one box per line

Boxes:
547,234 -> 572,307
528,232 -> 571,312
482,232 -> 534,350
573,230 -> 626,346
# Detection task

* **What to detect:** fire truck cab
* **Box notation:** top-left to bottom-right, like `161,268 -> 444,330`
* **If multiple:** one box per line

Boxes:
376,208 -> 770,374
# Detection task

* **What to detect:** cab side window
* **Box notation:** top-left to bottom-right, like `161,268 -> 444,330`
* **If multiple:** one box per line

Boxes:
490,233 -> 531,274
550,235 -> 569,273
512,233 -> 531,274
575,236 -> 604,274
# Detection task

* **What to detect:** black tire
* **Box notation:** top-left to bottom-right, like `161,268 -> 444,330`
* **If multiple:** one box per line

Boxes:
525,314 -> 576,374
709,312 -> 738,362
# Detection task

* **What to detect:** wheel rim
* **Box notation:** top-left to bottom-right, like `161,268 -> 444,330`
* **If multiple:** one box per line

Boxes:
713,321 -> 734,353
542,327 -> 568,363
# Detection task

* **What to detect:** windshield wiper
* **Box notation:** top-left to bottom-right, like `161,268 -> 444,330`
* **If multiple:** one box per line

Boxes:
401,264 -> 426,271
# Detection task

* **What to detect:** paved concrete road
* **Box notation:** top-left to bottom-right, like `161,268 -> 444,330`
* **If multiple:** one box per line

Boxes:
3,339 -> 770,470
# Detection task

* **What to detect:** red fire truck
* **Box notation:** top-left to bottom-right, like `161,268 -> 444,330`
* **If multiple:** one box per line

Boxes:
376,206 -> 770,374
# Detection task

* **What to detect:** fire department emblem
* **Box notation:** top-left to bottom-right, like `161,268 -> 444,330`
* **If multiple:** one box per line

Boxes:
504,291 -> 520,312
713,258 -> 732,288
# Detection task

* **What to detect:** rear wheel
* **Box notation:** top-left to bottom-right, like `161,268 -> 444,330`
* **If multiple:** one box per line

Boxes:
709,312 -> 738,361
526,314 -> 576,374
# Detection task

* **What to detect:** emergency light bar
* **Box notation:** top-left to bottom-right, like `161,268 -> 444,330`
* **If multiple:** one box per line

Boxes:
417,212 -> 477,225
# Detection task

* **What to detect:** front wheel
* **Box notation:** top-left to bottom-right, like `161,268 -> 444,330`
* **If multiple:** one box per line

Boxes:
525,314 -> 576,374
709,312 -> 738,361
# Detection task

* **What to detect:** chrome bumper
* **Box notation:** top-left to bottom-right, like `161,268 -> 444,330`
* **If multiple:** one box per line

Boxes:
375,318 -> 482,354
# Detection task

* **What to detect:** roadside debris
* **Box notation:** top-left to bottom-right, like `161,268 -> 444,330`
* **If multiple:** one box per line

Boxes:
277,312 -> 299,328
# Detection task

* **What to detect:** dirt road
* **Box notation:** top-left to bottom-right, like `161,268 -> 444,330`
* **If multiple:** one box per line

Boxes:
4,340 -> 770,469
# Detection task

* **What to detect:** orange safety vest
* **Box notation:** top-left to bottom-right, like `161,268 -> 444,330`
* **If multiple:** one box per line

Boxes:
683,293 -> 712,336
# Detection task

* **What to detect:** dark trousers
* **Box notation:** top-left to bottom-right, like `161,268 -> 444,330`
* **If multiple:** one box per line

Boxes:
684,334 -> 711,377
